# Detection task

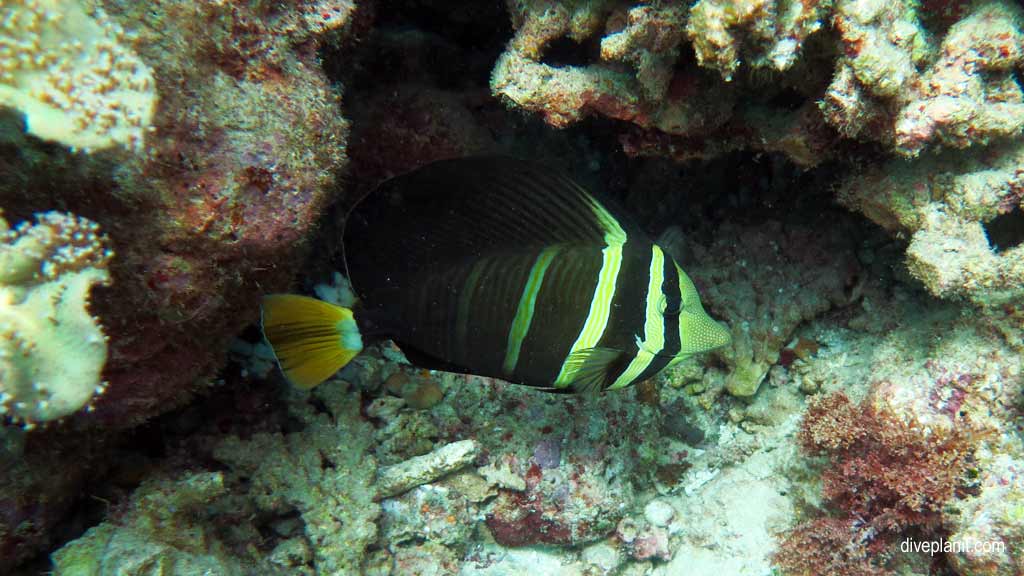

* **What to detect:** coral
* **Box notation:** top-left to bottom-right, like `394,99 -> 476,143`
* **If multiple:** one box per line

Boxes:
495,0 -> 839,166
485,457 -> 632,547
0,211 -> 111,425
213,381 -> 379,576
823,0 -> 1024,156
686,0 -> 833,80
490,0 -> 838,167
376,439 -> 481,499
491,0 -> 1024,167
839,140 -> 1024,307
381,483 -> 476,550
0,0 -> 156,152
616,516 -> 672,562
945,453 -> 1024,576
678,219 -> 861,397
50,378 -> 395,576
50,472 -> 245,575
0,0 -> 354,431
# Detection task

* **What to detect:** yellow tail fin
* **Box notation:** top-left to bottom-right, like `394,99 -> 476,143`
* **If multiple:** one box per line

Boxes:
260,294 -> 363,389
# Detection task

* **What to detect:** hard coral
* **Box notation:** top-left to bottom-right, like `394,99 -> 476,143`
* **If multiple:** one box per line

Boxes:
681,219 -> 861,397
0,0 -> 156,152
491,0 -> 839,167
493,0 -> 1024,164
824,0 -> 1024,156
27,0 -> 353,429
50,472 -> 245,575
0,211 -> 111,426
213,382 -> 379,575
687,0 -> 833,80
839,140 -> 1024,307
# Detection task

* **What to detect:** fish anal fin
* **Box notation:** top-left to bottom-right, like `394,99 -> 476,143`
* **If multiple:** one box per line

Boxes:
561,347 -> 627,395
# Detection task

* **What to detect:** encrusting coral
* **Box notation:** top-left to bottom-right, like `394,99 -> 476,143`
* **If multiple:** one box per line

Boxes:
0,0 -> 156,152
686,0 -> 834,80
0,211 -> 112,426
490,0 -> 839,166
823,0 -> 1024,156
840,140 -> 1024,307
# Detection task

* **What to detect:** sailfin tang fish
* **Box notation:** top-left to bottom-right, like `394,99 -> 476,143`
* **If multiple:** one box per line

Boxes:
261,156 -> 730,393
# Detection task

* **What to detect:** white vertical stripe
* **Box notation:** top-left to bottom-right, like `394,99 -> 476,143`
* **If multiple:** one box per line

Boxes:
552,196 -> 628,388
503,246 -> 560,376
609,244 -> 667,390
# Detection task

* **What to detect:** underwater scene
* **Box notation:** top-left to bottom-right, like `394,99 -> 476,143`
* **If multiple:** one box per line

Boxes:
2,0 -> 1024,574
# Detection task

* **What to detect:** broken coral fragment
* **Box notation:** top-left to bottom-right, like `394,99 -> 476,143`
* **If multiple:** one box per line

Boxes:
0,0 -> 156,152
0,211 -> 112,425
376,439 -> 481,499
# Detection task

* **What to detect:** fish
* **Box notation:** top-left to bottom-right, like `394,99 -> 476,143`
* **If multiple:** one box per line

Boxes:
260,156 -> 730,393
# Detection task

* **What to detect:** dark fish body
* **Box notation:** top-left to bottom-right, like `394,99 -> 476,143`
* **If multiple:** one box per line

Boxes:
261,156 -> 730,392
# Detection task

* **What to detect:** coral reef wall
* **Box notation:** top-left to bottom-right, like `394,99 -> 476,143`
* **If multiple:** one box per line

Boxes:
0,0 -> 353,568
1,0 -> 353,426
3,0 -> 1024,574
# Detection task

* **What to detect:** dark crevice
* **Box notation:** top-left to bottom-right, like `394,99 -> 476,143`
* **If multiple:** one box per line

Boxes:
541,35 -> 600,69
985,208 -> 1024,253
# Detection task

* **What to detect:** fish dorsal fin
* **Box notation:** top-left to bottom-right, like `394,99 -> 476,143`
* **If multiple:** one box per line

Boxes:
344,157 -> 643,285
560,347 -> 628,395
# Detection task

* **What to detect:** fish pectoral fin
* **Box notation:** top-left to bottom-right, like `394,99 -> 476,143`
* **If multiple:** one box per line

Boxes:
561,347 -> 627,395
260,294 -> 364,389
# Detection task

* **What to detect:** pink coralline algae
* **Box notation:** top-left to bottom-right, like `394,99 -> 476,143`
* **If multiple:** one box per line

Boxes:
485,457 -> 629,547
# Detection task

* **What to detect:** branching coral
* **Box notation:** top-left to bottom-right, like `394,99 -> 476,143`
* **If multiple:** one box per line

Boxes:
0,211 -> 111,426
0,0 -> 156,152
